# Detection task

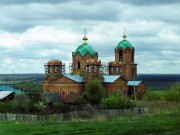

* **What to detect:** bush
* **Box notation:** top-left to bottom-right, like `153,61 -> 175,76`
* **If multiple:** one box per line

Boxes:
33,101 -> 46,113
50,102 -> 66,113
85,79 -> 105,104
11,94 -> 30,113
143,91 -> 163,101
164,83 -> 180,102
74,97 -> 87,106
0,102 -> 12,113
101,95 -> 136,109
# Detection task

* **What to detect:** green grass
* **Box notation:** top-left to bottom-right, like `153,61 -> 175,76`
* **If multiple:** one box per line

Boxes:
0,112 -> 180,135
137,100 -> 180,114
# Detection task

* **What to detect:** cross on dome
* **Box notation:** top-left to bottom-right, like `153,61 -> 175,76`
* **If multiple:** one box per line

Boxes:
83,28 -> 88,43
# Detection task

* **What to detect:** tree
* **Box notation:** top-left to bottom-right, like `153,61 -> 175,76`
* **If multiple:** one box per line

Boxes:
11,94 -> 30,113
15,81 -> 43,92
85,79 -> 104,104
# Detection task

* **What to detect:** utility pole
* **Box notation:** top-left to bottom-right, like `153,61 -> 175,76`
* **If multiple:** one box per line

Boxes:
13,69 -> 15,93
133,74 -> 136,101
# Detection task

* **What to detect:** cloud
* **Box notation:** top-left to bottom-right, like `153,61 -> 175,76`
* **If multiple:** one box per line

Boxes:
0,0 -> 180,74
0,1 -> 120,32
0,0 -> 70,5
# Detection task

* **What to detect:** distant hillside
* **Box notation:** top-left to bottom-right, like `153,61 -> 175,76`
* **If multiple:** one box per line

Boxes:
138,74 -> 180,90
0,73 -> 45,81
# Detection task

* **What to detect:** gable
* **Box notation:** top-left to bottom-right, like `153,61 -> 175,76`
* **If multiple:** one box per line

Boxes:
104,75 -> 127,84
139,81 -> 146,87
50,76 -> 79,84
49,75 -> 84,84
114,76 -> 127,83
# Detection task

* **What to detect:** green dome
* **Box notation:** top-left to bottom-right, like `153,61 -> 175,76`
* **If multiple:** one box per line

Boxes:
116,40 -> 133,49
73,43 -> 96,57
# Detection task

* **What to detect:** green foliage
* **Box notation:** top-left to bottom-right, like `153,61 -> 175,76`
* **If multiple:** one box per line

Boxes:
0,102 -> 12,113
85,79 -> 105,104
163,83 -> 180,102
15,81 -> 43,93
101,95 -> 136,109
74,97 -> 87,106
50,102 -> 67,113
144,83 -> 180,102
143,90 -> 163,101
11,94 -> 30,113
33,101 -> 46,113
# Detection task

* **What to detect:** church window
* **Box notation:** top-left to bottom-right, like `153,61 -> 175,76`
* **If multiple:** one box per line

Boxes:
87,66 -> 90,72
94,66 -> 97,72
119,67 -> 122,74
119,50 -> 123,62
116,67 -> 119,73
89,66 -> 92,72
54,66 -> 58,73
111,67 -> 113,73
78,62 -> 80,69
131,50 -> 134,62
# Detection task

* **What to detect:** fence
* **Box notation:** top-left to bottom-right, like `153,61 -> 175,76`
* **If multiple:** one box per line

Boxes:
0,108 -> 148,121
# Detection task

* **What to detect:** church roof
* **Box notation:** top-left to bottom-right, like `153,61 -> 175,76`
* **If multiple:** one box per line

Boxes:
63,75 -> 124,83
73,43 -> 96,57
64,75 -> 84,82
128,81 -> 142,86
116,40 -> 133,49
104,75 -> 121,83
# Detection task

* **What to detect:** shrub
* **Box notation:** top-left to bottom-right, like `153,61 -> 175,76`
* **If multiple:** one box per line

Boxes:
51,102 -> 65,113
85,79 -> 105,104
125,98 -> 136,109
11,94 -> 30,113
0,102 -> 12,113
143,90 -> 163,101
33,101 -> 46,113
101,95 -> 136,109
164,83 -> 180,102
74,97 -> 87,106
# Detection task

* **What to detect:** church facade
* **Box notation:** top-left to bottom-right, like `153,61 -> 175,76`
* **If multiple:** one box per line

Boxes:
43,31 -> 146,100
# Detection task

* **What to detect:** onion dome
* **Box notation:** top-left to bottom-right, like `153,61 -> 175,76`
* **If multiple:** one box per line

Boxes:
116,30 -> 134,49
73,32 -> 96,57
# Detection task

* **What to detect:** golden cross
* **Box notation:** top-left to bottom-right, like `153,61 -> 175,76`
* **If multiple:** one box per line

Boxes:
84,28 -> 87,36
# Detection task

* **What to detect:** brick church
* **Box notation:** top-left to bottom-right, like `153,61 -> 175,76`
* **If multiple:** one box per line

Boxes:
43,31 -> 146,100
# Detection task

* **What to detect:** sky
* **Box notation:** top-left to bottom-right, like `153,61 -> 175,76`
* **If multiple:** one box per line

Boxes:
0,0 -> 180,74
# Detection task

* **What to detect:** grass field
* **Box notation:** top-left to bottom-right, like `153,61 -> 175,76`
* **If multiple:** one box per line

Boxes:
0,112 -> 179,135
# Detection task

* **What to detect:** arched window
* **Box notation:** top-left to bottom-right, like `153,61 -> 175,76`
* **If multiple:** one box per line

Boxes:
131,49 -> 134,62
119,50 -> 123,62
78,62 -> 80,69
